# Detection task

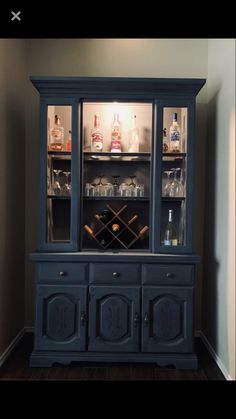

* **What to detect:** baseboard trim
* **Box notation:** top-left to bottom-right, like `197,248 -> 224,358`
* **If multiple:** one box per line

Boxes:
0,328 -> 25,367
200,331 -> 233,381
24,327 -> 34,333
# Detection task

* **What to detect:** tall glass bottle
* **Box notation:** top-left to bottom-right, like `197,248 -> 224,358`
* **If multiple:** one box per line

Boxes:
170,113 -> 181,152
128,115 -> 139,152
111,113 -> 122,153
50,115 -> 64,151
163,209 -> 178,246
91,114 -> 103,152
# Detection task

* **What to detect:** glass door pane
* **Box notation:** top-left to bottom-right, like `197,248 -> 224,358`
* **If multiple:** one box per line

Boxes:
46,105 -> 72,243
81,101 -> 153,251
161,107 -> 188,247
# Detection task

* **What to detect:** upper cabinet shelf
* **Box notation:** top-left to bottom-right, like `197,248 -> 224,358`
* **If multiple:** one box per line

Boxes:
84,152 -> 151,162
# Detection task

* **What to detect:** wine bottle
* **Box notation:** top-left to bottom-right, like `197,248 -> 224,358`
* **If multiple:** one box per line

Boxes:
139,225 -> 149,237
66,130 -> 72,151
84,225 -> 94,237
91,114 -> 103,152
128,115 -> 139,153
95,210 -> 113,223
111,113 -> 122,153
163,209 -> 178,246
169,113 -> 180,152
111,223 -> 120,233
127,214 -> 138,225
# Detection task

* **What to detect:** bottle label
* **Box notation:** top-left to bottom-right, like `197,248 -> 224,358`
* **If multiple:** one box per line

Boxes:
111,140 -> 121,151
172,239 -> 178,246
92,133 -> 103,151
170,132 -> 180,141
164,240 -> 171,246
51,128 -> 62,141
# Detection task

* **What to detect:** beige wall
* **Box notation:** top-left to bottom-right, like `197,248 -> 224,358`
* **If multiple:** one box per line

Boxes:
25,39 -> 208,329
0,40 -> 26,361
203,39 -> 235,380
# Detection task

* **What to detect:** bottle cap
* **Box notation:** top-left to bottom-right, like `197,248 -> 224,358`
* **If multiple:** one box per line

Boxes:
173,112 -> 177,120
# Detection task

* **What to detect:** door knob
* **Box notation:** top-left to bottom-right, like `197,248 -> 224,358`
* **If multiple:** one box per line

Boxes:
112,272 -> 120,278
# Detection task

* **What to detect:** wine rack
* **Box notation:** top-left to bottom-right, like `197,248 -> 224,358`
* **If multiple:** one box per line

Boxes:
83,203 -> 149,250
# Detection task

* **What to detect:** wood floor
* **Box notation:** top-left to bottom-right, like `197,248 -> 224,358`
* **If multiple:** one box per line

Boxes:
0,334 -> 225,381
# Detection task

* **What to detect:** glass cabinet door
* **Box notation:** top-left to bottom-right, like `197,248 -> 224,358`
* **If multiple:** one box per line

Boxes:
45,104 -> 73,246
81,101 -> 153,252
160,106 -> 189,250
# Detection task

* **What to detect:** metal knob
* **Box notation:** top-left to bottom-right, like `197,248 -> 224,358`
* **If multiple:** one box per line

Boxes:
134,312 -> 139,327
80,312 -> 86,326
112,272 -> 120,278
144,313 -> 149,326
59,271 -> 66,276
166,272 -> 174,278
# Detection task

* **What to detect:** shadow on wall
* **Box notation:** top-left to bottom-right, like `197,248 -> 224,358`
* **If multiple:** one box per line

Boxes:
202,83 -> 227,355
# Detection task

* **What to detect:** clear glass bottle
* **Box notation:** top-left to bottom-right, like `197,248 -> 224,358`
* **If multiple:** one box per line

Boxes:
162,127 -> 169,152
163,209 -> 178,246
91,114 -> 103,152
128,115 -> 139,152
50,115 -> 64,151
170,113 -> 181,152
111,113 -> 122,153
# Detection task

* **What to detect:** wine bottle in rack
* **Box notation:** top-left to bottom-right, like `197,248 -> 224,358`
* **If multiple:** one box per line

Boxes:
127,214 -> 138,225
84,225 -> 94,237
111,223 -> 120,233
139,225 -> 149,238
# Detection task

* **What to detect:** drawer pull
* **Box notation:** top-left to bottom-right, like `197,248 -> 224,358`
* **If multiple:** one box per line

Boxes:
80,312 -> 86,326
112,272 -> 120,278
134,312 -> 139,327
59,271 -> 67,277
166,272 -> 174,278
144,313 -> 149,326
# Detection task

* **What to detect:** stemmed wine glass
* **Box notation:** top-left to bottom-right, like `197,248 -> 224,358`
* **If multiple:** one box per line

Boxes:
111,175 -> 120,196
169,168 -> 184,197
127,175 -> 137,197
62,171 -> 71,195
163,170 -> 173,197
53,170 -> 62,195
95,174 -> 106,196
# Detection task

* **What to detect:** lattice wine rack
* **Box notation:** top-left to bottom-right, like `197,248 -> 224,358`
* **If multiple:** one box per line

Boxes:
83,203 -> 149,250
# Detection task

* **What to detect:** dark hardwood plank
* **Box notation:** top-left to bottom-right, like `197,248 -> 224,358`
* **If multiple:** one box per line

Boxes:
0,334 -> 225,381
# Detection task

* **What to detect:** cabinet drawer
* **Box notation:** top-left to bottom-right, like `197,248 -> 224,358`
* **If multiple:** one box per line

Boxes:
142,264 -> 193,285
90,263 -> 140,284
37,263 -> 88,283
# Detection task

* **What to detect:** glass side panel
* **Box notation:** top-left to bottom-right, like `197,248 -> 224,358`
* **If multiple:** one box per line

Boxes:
81,101 -> 153,252
161,107 -> 188,247
46,106 -> 72,243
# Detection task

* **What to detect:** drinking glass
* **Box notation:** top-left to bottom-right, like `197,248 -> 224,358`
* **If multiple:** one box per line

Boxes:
174,168 -> 184,197
127,175 -> 137,197
62,171 -> 71,195
53,170 -> 62,195
111,175 -> 120,196
163,171 -> 173,197
95,174 -> 106,196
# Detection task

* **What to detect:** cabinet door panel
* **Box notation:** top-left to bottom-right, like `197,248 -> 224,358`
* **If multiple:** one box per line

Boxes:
89,286 -> 140,352
35,285 -> 87,351
142,286 -> 193,353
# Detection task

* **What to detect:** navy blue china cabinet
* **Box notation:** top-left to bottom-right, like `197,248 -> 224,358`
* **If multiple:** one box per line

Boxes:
30,77 -> 205,368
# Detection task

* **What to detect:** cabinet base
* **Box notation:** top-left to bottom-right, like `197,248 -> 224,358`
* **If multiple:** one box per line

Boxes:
30,351 -> 198,370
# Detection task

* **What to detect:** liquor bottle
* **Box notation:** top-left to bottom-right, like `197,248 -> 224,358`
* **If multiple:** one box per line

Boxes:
162,128 -> 169,152
66,130 -> 72,151
50,115 -> 64,151
163,209 -> 178,246
91,114 -> 103,152
169,113 -> 181,152
111,113 -> 122,153
128,115 -> 139,153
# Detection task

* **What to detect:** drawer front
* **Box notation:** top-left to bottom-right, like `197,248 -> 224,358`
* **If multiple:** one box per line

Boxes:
37,263 -> 88,283
142,264 -> 193,285
90,263 -> 140,284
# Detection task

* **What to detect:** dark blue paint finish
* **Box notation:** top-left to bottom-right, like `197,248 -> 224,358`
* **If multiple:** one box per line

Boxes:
30,76 -> 206,368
